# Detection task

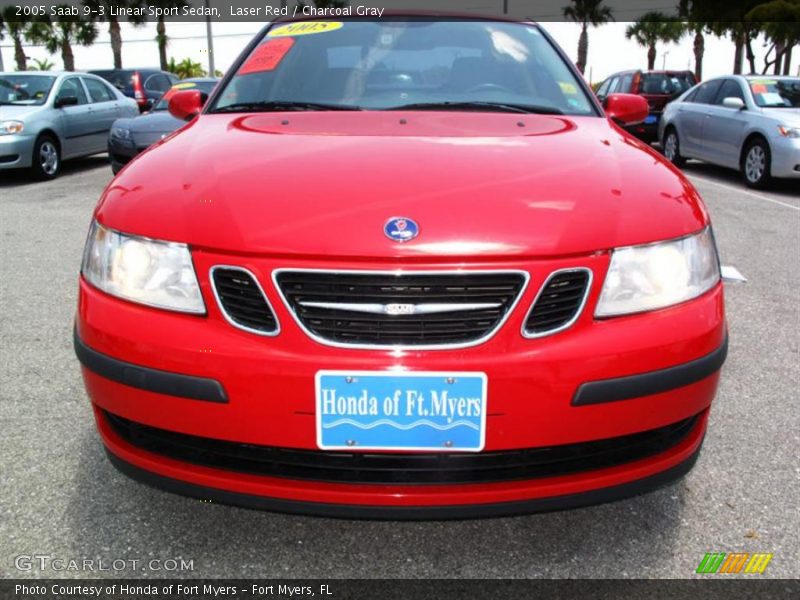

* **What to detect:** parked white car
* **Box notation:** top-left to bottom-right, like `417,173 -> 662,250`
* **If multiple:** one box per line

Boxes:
0,72 -> 139,179
659,75 -> 800,188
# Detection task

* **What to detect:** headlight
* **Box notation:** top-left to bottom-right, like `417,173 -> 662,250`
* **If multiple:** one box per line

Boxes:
777,125 -> 800,138
595,228 -> 720,317
0,120 -> 24,135
110,126 -> 132,141
81,221 -> 205,314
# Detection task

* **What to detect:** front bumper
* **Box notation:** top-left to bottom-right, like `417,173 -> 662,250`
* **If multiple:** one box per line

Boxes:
76,253 -> 726,516
770,135 -> 800,179
0,134 -> 35,169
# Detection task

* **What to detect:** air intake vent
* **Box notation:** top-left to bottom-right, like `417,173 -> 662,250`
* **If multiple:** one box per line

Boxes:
524,269 -> 591,337
275,270 -> 527,348
211,267 -> 278,335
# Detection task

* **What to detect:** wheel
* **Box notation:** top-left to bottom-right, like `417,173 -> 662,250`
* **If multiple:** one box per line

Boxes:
31,134 -> 61,180
662,127 -> 686,167
741,138 -> 772,189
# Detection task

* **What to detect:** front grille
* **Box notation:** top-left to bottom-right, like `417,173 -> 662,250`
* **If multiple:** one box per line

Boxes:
105,410 -> 699,485
275,270 -> 527,347
524,269 -> 591,336
211,267 -> 278,335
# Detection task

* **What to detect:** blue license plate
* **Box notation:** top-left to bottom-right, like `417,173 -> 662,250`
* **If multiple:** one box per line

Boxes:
316,371 -> 487,452
645,115 -> 658,124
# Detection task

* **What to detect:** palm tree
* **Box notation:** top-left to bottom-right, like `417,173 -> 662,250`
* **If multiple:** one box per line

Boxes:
0,8 -> 30,71
562,0 -> 614,75
28,57 -> 56,71
147,0 -> 189,71
26,8 -> 98,72
83,1 -> 148,69
625,12 -> 684,71
683,21 -> 711,81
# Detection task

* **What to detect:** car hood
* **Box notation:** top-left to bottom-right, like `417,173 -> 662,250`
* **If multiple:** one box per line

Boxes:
0,104 -> 45,120
128,111 -> 184,134
760,107 -> 800,125
98,112 -> 709,259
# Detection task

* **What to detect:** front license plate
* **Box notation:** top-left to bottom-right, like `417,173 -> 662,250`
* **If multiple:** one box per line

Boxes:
316,371 -> 487,452
644,114 -> 658,124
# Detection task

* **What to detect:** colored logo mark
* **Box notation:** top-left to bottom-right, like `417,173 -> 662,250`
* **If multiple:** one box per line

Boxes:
696,552 -> 773,574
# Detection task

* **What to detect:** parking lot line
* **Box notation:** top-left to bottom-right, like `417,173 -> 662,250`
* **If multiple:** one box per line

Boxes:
688,175 -> 800,211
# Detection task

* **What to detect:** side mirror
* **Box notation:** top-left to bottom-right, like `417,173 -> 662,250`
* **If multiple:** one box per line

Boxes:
722,97 -> 745,110
604,93 -> 649,126
168,90 -> 206,121
55,95 -> 79,108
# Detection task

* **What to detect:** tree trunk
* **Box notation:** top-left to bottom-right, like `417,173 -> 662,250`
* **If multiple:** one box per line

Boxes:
783,44 -> 793,75
733,31 -> 743,75
61,37 -> 75,71
13,34 -> 27,71
744,29 -> 756,75
772,41 -> 784,75
693,31 -> 704,81
157,16 -> 168,71
647,44 -> 656,70
576,25 -> 588,74
109,16 -> 123,69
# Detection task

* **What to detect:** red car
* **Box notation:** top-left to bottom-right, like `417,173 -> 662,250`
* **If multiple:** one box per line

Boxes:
75,17 -> 726,518
596,70 -> 697,143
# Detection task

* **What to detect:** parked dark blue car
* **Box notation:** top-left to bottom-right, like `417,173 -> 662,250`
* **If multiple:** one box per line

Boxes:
107,78 -> 218,173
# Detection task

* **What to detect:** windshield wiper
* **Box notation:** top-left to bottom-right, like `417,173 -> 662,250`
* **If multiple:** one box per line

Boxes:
384,101 -> 563,115
212,100 -> 362,113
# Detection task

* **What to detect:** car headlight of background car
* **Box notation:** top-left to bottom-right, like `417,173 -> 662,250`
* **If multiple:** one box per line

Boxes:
110,126 -> 132,141
596,228 -> 720,317
81,221 -> 205,314
0,120 -> 24,135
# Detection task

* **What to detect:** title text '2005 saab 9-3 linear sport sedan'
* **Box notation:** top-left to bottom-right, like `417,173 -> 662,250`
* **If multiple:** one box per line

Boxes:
75,16 -> 727,518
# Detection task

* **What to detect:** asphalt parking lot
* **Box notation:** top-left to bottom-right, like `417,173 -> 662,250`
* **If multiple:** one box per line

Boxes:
1,156 -> 798,579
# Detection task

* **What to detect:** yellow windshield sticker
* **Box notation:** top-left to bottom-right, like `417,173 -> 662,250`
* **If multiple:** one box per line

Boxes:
559,82 -> 577,94
268,21 -> 343,37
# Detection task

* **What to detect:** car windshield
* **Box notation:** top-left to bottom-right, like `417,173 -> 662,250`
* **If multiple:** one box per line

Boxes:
211,19 -> 596,116
153,81 -> 217,111
0,75 -> 56,106
749,78 -> 800,108
639,73 -> 695,96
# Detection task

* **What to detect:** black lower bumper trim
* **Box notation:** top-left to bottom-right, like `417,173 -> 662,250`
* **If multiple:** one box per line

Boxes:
74,329 -> 227,403
105,441 -> 703,520
573,334 -> 728,406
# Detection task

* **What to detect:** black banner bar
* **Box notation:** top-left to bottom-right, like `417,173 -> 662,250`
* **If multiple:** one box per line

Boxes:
2,579 -> 800,600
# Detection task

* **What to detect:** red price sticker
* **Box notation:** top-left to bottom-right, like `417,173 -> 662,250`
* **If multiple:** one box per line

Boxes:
238,38 -> 295,75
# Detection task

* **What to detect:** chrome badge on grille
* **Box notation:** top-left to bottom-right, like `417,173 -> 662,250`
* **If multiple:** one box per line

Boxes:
384,303 -> 416,315
384,217 -> 419,242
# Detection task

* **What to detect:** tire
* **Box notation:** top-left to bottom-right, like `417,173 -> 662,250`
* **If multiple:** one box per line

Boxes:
741,138 -> 772,189
31,134 -> 61,180
662,127 -> 686,167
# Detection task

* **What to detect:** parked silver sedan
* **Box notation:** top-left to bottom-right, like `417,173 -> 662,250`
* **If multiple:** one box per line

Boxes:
659,75 -> 800,189
0,72 -> 139,179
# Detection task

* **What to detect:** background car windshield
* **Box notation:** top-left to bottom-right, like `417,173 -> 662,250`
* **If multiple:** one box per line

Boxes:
749,78 -> 800,108
153,81 -> 217,111
640,73 -> 694,95
0,75 -> 56,105
212,20 -> 595,115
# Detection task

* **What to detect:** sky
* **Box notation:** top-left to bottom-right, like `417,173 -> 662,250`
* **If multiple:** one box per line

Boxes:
0,19 -> 793,83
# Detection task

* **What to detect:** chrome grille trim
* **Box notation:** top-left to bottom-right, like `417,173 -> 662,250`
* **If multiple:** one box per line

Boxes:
210,265 -> 280,337
521,267 -> 593,339
272,268 -> 530,350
